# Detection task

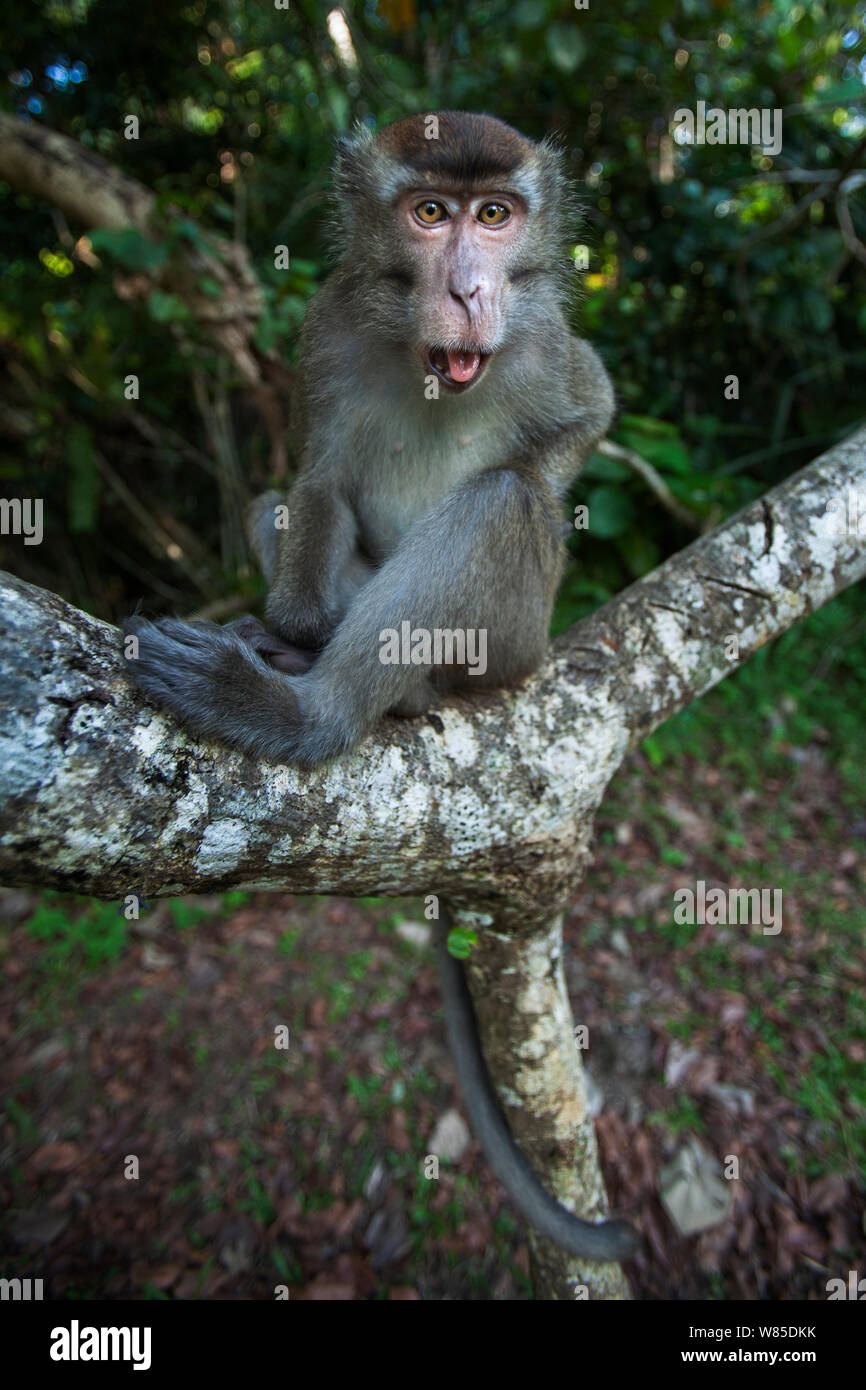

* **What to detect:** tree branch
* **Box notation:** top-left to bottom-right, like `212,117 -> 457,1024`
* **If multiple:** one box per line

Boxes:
1,427 -> 863,1300
597,438 -> 703,529
1,425 -> 863,904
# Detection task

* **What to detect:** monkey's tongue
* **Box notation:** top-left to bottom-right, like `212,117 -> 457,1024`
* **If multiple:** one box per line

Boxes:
446,349 -> 482,383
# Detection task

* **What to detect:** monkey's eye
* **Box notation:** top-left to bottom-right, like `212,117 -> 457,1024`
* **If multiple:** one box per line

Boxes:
415,200 -> 448,225
478,202 -> 510,226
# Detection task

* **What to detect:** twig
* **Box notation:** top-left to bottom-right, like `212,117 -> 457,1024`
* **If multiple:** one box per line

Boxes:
836,186 -> 866,267
597,439 -> 703,529
93,453 -> 212,595
187,594 -> 255,623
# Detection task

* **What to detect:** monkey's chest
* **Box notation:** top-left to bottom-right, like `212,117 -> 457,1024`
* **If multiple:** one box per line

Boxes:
353,428 -> 501,559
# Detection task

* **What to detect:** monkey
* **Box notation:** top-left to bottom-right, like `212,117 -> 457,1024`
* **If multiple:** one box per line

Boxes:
124,111 -> 637,1261
436,910 -> 637,1261
124,111 -> 615,768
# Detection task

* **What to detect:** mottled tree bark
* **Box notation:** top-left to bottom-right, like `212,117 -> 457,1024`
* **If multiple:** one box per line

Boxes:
0,424 -> 864,1297
456,907 -> 633,1299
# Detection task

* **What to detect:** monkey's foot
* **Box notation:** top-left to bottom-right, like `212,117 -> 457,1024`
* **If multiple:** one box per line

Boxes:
122,615 -> 310,762
223,614 -> 317,675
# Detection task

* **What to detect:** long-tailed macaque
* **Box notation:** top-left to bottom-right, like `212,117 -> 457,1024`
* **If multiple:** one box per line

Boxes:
125,112 -> 636,1261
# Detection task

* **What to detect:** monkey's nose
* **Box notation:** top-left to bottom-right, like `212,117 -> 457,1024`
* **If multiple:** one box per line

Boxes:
450,284 -> 482,308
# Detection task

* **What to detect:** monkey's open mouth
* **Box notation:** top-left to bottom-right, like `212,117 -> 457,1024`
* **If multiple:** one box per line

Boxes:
425,347 -> 490,392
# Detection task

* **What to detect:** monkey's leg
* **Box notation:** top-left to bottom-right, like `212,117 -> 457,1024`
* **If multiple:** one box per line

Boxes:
125,467 -> 561,766
388,679 -> 438,718
246,479 -> 377,674
245,475 -> 371,651
245,482 -> 374,675
264,482 -> 366,651
246,491 -> 283,585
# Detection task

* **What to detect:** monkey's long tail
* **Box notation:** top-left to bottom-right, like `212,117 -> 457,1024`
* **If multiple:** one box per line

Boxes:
435,914 -> 639,1263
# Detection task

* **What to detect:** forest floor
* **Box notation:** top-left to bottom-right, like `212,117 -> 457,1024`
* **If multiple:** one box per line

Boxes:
1,593 -> 864,1300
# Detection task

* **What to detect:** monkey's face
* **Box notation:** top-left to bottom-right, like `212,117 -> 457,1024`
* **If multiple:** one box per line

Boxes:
394,187 -> 528,393
334,115 -> 573,395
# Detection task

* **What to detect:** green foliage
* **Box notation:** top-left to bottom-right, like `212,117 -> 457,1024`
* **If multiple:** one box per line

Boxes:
24,893 -> 128,968
87,227 -> 168,272
584,485 -> 635,538
446,925 -> 478,959
165,899 -> 212,930
66,421 -> 99,531
147,289 -> 190,323
648,1096 -> 706,1136
796,1048 -> 866,1175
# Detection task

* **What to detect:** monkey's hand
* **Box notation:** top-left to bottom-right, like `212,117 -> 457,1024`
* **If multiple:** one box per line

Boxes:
122,615 -> 312,763
264,593 -> 340,653
223,615 -> 317,675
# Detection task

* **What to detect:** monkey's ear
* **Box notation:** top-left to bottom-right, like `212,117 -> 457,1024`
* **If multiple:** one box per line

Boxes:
527,133 -> 580,248
333,121 -> 374,168
330,123 -> 383,245
332,123 -> 375,198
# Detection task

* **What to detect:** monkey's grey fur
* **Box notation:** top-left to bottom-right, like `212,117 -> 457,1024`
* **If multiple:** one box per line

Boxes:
125,112 -> 636,1263
126,112 -> 613,768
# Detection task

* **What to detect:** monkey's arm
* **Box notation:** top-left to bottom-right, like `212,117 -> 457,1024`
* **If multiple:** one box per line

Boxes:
540,335 -> 615,495
258,473 -> 364,651
124,464 -> 560,766
436,913 -> 638,1261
